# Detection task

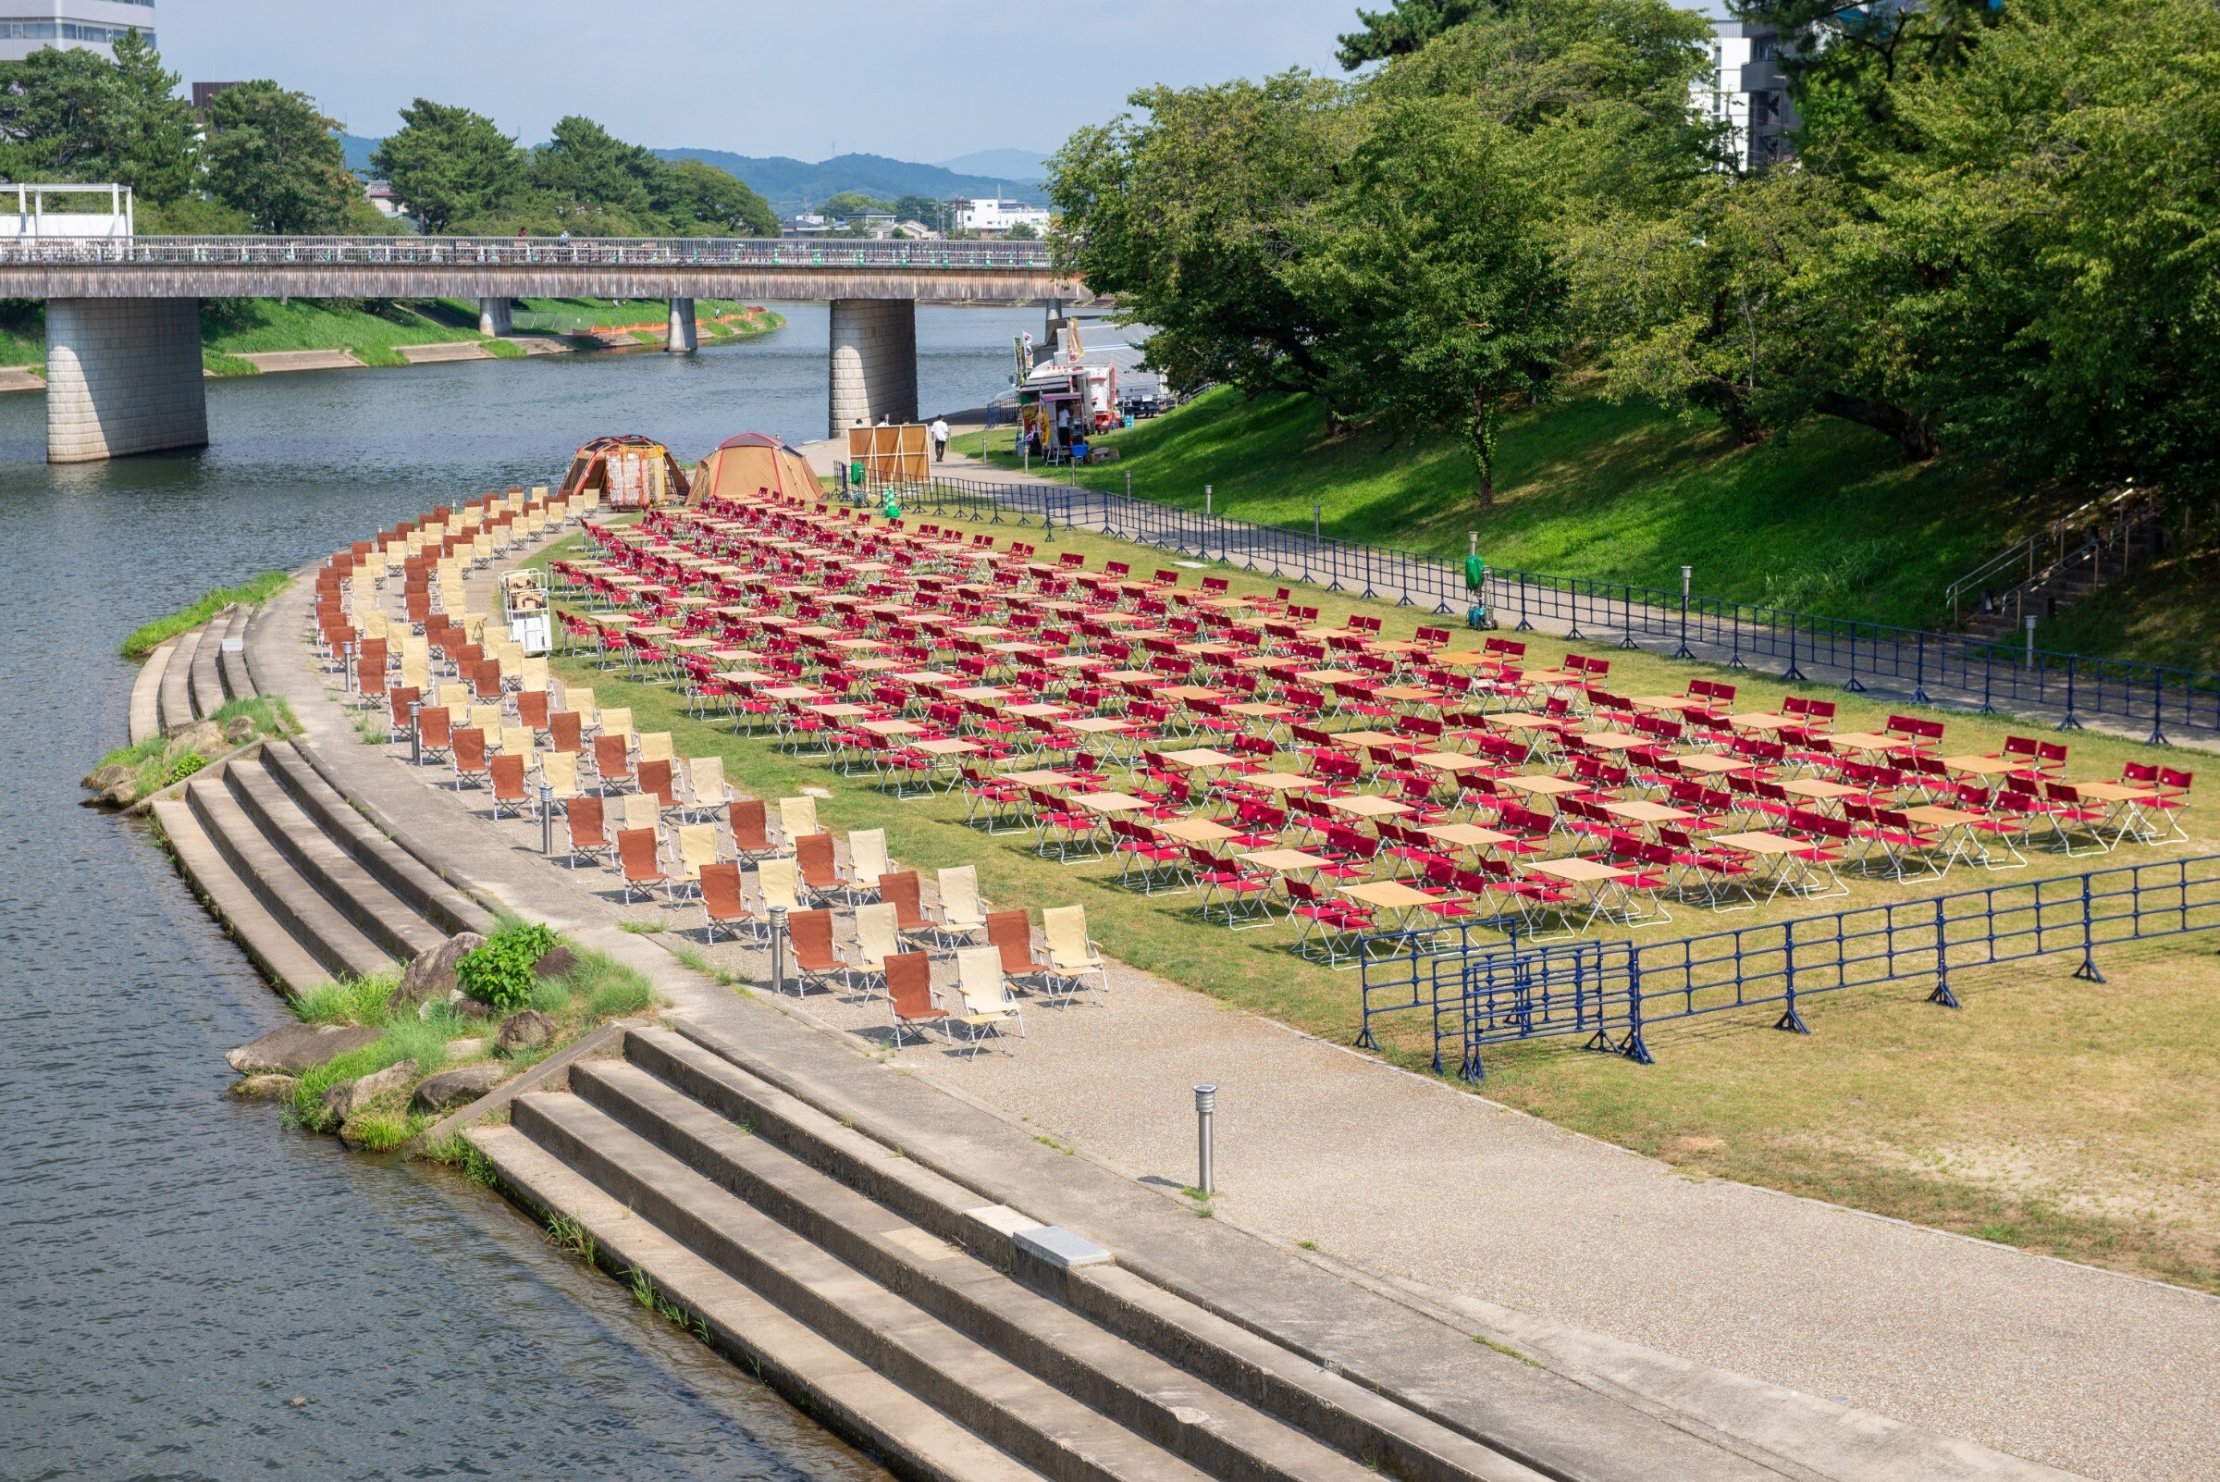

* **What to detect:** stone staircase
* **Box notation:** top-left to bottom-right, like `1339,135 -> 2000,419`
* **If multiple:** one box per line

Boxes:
153,733 -> 491,995
1949,489 -> 2166,646
470,1023 -> 1613,1482
127,603 -> 259,745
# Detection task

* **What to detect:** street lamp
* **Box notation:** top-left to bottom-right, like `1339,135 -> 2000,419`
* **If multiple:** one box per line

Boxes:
1675,565 -> 1693,659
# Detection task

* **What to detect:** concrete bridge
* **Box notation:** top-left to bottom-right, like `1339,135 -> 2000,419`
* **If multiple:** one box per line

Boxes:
0,235 -> 1079,462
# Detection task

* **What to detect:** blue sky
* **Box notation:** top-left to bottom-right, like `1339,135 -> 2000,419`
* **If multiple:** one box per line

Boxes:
159,0 -> 1379,161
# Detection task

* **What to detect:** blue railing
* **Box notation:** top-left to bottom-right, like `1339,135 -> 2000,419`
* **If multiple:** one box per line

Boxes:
1351,855 -> 2220,1079
891,473 -> 2220,743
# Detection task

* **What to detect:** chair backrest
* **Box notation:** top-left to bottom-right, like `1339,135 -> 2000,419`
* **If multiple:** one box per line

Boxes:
886,952 -> 937,1020
594,733 -> 632,780
849,827 -> 890,880
1043,905 -> 1093,969
621,792 -> 661,834
454,726 -> 487,769
617,827 -> 661,881
787,907 -> 838,968
701,861 -> 747,920
469,702 -> 505,734
541,751 -> 580,799
795,831 -> 838,886
778,795 -> 819,841
550,710 -> 582,753
939,864 -> 984,924
490,753 -> 526,798
956,946 -> 1010,1011
639,757 -> 676,806
500,725 -> 534,761
880,870 -> 927,929
729,797 -> 770,850
686,755 -> 726,806
985,909 -> 1033,973
853,903 -> 900,968
566,685 -> 597,725
567,794 -> 605,846
638,730 -> 674,764
757,856 -> 801,912
676,823 -> 719,875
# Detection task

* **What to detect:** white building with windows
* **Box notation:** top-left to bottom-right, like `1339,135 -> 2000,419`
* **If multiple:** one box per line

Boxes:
1698,18 -> 1798,172
950,194 -> 1050,238
0,0 -> 157,62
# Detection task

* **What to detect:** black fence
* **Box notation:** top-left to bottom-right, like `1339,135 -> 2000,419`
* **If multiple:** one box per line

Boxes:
873,471 -> 2220,744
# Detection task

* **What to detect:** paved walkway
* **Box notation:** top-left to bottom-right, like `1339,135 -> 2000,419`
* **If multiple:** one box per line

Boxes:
258,536 -> 2220,1481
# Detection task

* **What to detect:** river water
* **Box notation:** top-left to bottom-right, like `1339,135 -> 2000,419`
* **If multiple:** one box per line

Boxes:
0,304 -> 1046,1480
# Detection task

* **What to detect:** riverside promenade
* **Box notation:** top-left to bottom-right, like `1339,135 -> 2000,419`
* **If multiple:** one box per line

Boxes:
242,514 -> 2219,1480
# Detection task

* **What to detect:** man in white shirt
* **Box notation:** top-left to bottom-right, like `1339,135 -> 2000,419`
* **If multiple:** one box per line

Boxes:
929,415 -> 950,462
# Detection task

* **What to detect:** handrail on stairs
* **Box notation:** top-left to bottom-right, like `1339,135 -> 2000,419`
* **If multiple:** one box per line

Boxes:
1946,483 -> 2157,625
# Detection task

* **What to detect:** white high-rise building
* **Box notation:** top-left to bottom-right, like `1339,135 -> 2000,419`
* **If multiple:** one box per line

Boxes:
1698,18 -> 1799,172
0,0 -> 156,64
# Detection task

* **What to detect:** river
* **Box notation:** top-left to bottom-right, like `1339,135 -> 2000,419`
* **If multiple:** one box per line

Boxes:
0,304 -> 1049,1480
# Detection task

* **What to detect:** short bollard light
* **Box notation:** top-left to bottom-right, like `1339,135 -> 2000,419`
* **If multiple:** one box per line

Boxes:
539,782 -> 554,855
1194,1083 -> 1217,1197
1204,483 -> 1213,519
408,700 -> 422,765
341,641 -> 355,693
769,905 -> 788,995
1676,564 -> 1694,660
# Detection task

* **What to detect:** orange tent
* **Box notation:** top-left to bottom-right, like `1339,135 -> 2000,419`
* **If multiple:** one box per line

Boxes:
689,432 -> 822,506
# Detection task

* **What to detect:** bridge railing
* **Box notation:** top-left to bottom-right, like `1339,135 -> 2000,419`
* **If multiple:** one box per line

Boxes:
0,234 -> 1058,270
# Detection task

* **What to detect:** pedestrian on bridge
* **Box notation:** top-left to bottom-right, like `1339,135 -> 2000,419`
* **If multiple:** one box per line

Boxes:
930,415 -> 950,462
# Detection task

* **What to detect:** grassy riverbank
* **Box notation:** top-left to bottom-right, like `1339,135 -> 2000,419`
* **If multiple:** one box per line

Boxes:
524,515 -> 2220,1290
122,571 -> 290,658
955,388 -> 2085,638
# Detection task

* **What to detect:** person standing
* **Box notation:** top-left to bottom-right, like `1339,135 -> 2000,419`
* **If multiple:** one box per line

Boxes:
929,414 -> 950,462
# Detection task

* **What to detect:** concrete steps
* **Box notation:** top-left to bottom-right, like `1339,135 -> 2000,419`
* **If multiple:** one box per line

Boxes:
157,625 -> 201,732
472,1027 -> 1546,1482
220,755 -> 451,963
217,606 -> 257,703
185,774 -> 395,982
188,610 -> 229,721
128,639 -> 174,746
151,797 -> 331,994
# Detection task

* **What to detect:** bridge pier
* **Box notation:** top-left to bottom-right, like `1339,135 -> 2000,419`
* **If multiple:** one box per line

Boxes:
666,297 -> 697,354
477,296 -> 512,336
45,297 -> 209,463
827,298 -> 916,432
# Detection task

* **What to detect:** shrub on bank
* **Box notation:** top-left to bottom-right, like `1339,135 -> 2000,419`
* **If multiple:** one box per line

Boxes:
456,920 -> 558,1011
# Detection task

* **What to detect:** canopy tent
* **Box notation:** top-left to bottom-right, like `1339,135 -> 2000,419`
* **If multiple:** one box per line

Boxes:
557,435 -> 691,509
689,432 -> 822,506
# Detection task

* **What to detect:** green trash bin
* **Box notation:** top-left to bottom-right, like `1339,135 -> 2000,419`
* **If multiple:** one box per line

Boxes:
850,459 -> 866,490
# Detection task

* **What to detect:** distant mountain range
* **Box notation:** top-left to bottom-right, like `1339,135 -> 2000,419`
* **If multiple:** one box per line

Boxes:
335,133 -> 1047,217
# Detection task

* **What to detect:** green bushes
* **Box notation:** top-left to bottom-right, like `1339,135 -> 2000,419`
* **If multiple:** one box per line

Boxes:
167,751 -> 208,784
456,920 -> 557,1010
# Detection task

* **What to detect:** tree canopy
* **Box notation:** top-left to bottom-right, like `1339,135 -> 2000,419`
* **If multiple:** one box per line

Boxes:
203,81 -> 370,234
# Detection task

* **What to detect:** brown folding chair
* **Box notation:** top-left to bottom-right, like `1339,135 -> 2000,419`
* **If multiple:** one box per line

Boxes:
728,798 -> 781,861
416,704 -> 453,763
783,908 -> 846,995
986,908 -> 1053,986
880,870 -> 935,943
489,752 -> 529,818
593,732 -> 633,793
616,826 -> 670,904
517,689 -> 551,732
549,710 -> 583,754
699,861 -> 764,944
638,756 -> 678,809
885,951 -> 947,1048
794,831 -> 854,903
566,794 -> 611,868
451,726 -> 491,790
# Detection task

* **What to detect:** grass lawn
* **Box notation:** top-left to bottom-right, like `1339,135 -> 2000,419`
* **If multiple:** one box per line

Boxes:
202,298 -> 482,356
523,505 -> 2219,1289
0,304 -> 42,368
2037,542 -> 2220,674
956,387 -> 2063,634
499,298 -> 777,337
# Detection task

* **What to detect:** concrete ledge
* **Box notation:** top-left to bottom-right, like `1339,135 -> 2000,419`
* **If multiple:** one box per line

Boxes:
411,1017 -> 642,1153
234,349 -> 363,373
397,341 -> 493,365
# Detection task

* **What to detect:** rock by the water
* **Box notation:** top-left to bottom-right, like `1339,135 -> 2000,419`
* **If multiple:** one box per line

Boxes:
409,1063 -> 505,1113
390,932 -> 485,1013
496,1009 -> 556,1055
103,778 -> 140,808
447,1037 -> 486,1059
230,1073 -> 299,1102
448,992 -> 490,1019
531,945 -> 579,983
227,1022 -> 382,1074
84,763 -> 131,791
167,719 -> 223,755
222,716 -> 259,744
319,1059 -> 417,1120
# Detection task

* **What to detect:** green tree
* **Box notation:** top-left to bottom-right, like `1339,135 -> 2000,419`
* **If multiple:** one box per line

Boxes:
108,31 -> 196,202
890,193 -> 944,228
529,114 -> 658,232
203,81 -> 364,233
818,190 -> 890,218
656,158 -> 777,235
1335,0 -> 1509,69
370,98 -> 521,234
1289,97 -> 1566,506
0,44 -> 126,179
1048,71 -> 1358,408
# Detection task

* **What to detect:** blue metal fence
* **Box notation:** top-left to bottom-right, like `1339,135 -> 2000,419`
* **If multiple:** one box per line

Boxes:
886,473 -> 2220,743
1352,854 -> 2220,1079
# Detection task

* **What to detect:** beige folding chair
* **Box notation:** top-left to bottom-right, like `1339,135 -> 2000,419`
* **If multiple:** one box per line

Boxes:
499,725 -> 534,762
600,705 -> 634,740
755,855 -> 803,914
847,903 -> 902,994
566,685 -> 598,731
1042,905 -> 1108,1004
538,751 -> 581,801
683,756 -> 729,820
438,682 -> 472,712
951,946 -> 1023,1055
777,795 -> 820,843
620,793 -> 662,836
848,827 -> 891,889
468,702 -> 505,734
669,822 -> 720,896
637,730 -> 674,764
933,864 -> 989,945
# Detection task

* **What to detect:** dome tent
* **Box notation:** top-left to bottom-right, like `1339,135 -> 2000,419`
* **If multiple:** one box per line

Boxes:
690,432 -> 822,506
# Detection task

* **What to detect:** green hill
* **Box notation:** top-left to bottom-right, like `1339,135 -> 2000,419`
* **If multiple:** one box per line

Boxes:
965,388 -> 2060,633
